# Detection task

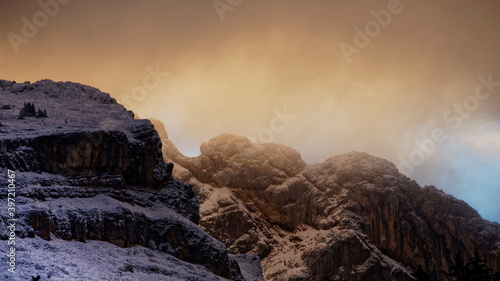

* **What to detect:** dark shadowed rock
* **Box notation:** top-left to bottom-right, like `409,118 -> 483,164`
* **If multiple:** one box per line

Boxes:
0,79 -> 262,280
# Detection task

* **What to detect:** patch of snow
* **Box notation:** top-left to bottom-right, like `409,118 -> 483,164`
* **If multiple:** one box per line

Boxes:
0,80 -> 141,141
0,236 -> 229,281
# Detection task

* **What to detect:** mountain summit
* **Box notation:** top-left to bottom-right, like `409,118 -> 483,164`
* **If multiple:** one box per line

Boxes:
152,118 -> 500,281
0,79 -> 498,281
0,79 -> 263,280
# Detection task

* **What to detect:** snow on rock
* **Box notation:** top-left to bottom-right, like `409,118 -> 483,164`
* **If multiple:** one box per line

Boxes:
157,119 -> 500,281
0,79 -> 169,189
0,236 -> 229,281
0,79 -> 262,280
0,79 -> 131,140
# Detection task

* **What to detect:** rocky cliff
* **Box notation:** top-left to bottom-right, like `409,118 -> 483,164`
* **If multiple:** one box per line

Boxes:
0,80 -> 263,281
153,121 -> 500,281
2,78 -> 497,280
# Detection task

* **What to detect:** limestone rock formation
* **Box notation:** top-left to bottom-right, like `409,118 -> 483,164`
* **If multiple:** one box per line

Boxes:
153,119 -> 500,281
0,80 -> 263,280
0,79 -> 170,189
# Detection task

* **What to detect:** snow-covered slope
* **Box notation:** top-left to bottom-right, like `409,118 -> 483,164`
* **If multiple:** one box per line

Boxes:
0,79 -> 264,280
0,79 -> 132,139
0,236 -> 229,281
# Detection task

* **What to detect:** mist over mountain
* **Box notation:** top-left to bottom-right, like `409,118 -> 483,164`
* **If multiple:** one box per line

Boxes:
153,119 -> 500,281
2,1 -> 500,224
0,79 -> 263,280
0,79 -> 499,281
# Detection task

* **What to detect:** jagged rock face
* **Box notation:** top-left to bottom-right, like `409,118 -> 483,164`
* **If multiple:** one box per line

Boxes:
305,154 -> 500,280
0,80 -> 168,189
304,228 -> 414,281
178,133 -> 306,189
0,80 -> 265,280
156,122 -> 500,281
0,179 -> 231,279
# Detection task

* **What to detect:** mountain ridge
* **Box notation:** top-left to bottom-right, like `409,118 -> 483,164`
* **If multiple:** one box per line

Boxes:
0,79 -> 263,280
151,118 -> 500,281
1,78 -> 497,280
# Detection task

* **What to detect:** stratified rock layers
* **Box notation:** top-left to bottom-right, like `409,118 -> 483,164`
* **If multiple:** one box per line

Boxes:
0,80 -> 264,280
154,123 -> 500,281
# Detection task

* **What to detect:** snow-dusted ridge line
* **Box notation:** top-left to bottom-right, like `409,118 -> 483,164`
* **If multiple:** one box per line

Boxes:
0,79 -> 135,140
0,79 -> 265,280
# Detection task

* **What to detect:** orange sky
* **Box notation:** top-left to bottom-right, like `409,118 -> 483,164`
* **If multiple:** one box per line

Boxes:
1,0 -> 500,221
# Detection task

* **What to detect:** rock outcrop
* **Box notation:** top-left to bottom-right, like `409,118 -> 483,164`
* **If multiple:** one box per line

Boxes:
0,80 -> 263,280
3,78 -> 496,280
153,119 -> 500,281
0,79 -> 169,189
